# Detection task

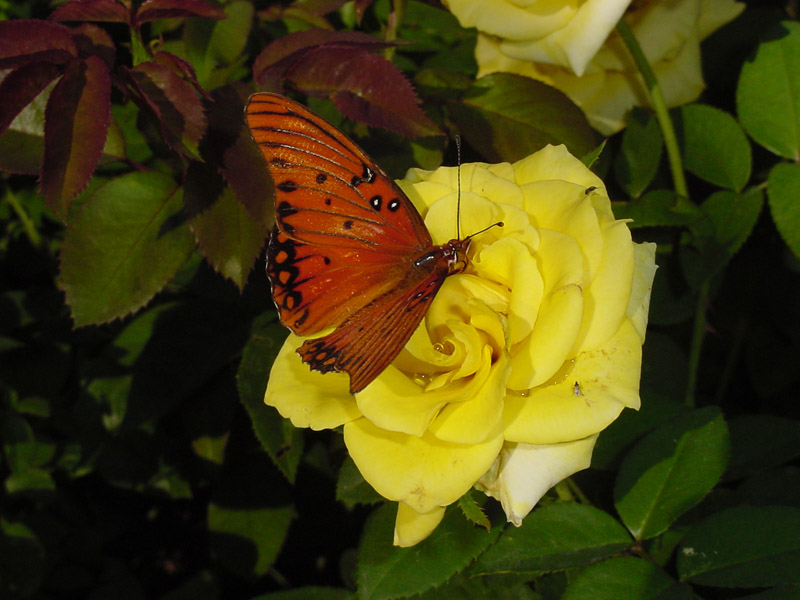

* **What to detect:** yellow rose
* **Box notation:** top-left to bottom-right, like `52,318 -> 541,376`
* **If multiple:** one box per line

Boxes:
264,145 -> 657,546
447,0 -> 744,135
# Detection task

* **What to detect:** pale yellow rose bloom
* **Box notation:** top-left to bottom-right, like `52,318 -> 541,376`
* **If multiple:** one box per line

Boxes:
451,0 -> 744,134
264,145 -> 656,546
445,0 -> 631,76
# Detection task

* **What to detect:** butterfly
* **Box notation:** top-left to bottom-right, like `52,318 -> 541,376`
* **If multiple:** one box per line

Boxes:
246,93 -> 500,393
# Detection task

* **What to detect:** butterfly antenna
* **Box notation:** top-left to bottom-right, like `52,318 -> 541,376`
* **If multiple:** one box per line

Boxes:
455,135 -> 462,240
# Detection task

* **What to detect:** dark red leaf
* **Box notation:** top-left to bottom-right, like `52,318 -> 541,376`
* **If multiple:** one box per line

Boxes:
136,0 -> 226,24
0,20 -> 77,69
252,29 -> 393,90
203,84 -> 273,224
41,55 -> 112,220
0,62 -> 62,138
289,47 -> 441,138
72,23 -> 116,69
290,0 -> 349,16
123,61 -> 206,158
152,51 -> 212,101
49,0 -> 130,23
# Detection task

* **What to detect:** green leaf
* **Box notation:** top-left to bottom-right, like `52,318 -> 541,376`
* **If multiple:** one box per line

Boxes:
208,503 -> 293,580
414,573 -> 539,600
614,407 -> 729,540
767,162 -> 800,260
563,557 -> 690,600
59,171 -> 195,326
121,299 -> 252,429
725,415 -> 800,481
471,503 -> 632,575
682,188 -> 763,287
237,313 -> 303,484
611,190 -> 704,229
737,21 -> 800,159
357,503 -> 501,600
184,1 -> 253,88
678,104 -> 751,192
677,506 -> 800,587
457,489 -> 490,531
208,452 -> 293,580
450,73 -> 596,163
191,186 -> 268,291
336,456 -> 383,508
614,108 -> 663,198
0,520 -> 45,599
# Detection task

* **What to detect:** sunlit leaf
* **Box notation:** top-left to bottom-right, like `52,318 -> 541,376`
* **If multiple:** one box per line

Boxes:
615,407 -> 729,540
563,557 -> 690,600
358,503 -> 501,600
614,108 -> 663,199
191,186 -> 269,290
737,21 -> 800,159
678,104 -> 751,192
59,171 -> 195,325
767,162 -> 800,260
450,73 -> 596,162
471,503 -> 632,575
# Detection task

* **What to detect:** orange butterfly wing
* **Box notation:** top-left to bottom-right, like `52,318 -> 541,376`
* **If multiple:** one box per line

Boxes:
246,93 -> 467,393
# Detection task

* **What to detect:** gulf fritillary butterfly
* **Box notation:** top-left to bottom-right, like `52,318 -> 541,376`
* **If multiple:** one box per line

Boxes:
246,93 -> 500,393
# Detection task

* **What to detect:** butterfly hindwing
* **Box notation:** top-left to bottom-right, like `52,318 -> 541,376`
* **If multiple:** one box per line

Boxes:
298,265 -> 451,393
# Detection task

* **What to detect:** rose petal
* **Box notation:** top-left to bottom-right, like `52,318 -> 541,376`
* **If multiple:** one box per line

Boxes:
508,229 -> 585,389
344,418 -> 504,513
264,335 -> 361,429
477,435 -> 598,526
394,503 -> 446,547
573,219 -> 635,353
474,237 -> 542,345
499,0 -> 630,76
627,242 -> 658,342
504,319 -> 643,444
444,0 -> 576,42
428,348 -> 510,444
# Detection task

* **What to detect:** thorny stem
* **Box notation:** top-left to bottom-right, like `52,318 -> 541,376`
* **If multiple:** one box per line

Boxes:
383,0 -> 406,60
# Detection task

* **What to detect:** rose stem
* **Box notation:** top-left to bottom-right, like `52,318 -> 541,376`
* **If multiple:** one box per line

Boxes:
616,18 -> 707,407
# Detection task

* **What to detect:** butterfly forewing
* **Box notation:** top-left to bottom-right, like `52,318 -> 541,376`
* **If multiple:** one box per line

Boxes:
246,94 -> 430,252
268,227 -> 411,335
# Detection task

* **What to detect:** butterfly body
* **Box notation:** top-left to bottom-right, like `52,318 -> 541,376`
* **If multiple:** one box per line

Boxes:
247,93 -> 472,393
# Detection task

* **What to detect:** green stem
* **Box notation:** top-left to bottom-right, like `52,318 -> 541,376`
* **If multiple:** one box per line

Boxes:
4,188 -> 41,248
130,27 -> 149,66
383,0 -> 406,60
685,280 -> 710,407
616,19 -> 688,200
